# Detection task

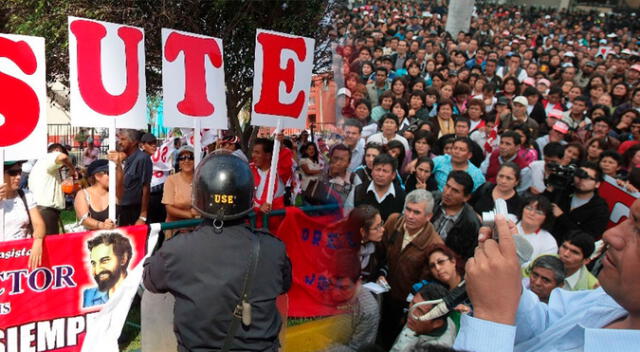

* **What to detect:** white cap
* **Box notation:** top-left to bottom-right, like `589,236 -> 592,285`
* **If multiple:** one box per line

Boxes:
564,51 -> 575,57
337,87 -> 351,97
513,96 -> 528,106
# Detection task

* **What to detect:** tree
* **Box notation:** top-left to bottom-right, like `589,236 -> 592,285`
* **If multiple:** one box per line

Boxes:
2,0 -> 334,150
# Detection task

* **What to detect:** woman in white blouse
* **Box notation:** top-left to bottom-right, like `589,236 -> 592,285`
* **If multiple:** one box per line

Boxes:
515,195 -> 559,268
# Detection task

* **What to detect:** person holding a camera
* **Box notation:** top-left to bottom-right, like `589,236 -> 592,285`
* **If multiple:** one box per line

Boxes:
543,161 -> 610,242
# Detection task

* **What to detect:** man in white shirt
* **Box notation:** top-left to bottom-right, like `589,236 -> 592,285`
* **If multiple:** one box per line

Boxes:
453,199 -> 640,351
28,143 -> 77,234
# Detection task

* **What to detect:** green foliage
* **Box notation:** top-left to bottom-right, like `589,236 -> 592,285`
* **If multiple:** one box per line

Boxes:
1,0 -> 332,147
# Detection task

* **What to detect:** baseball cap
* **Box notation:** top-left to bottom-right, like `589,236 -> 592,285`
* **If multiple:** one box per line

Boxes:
512,96 -> 528,106
496,96 -> 510,106
87,159 -> 109,176
563,51 -> 575,58
4,160 -> 25,167
631,64 -> 640,72
537,78 -> 551,87
548,109 -> 564,119
337,87 -> 351,97
523,77 -> 536,87
140,133 -> 158,144
552,121 -> 569,134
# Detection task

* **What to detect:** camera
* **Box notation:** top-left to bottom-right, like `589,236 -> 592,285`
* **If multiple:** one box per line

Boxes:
546,162 -> 581,190
482,198 -> 509,227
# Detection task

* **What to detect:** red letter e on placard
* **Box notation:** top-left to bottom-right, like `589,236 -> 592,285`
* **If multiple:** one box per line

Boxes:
254,32 -> 307,118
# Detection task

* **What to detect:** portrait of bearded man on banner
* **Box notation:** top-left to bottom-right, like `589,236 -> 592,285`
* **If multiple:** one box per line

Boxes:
82,231 -> 133,308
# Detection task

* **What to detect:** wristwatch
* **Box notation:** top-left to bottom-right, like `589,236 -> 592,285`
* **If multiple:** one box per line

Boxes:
138,216 -> 147,222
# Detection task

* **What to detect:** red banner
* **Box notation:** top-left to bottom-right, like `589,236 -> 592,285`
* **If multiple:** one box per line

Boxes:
275,207 -> 359,317
0,226 -> 149,351
599,175 -> 640,228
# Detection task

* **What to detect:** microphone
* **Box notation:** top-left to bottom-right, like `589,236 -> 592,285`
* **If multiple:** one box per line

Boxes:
408,281 -> 467,321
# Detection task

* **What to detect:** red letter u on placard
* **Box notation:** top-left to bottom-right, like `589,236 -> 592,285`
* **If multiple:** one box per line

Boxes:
164,32 -> 222,116
70,19 -> 143,116
253,32 -> 307,118
0,37 -> 39,147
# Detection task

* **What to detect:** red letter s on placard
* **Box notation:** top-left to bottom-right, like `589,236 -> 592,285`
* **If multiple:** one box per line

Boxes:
70,19 -> 143,116
165,33 -> 222,116
253,32 -> 307,118
0,37 -> 39,147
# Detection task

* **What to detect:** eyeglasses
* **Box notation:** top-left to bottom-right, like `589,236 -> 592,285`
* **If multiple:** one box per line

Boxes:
524,205 -> 545,216
369,222 -> 384,231
429,257 -> 450,270
5,169 -> 21,176
178,155 -> 195,161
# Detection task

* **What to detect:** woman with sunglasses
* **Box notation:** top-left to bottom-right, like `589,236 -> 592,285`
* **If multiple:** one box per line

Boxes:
73,159 -> 115,230
1,161 -> 46,269
162,146 -> 199,237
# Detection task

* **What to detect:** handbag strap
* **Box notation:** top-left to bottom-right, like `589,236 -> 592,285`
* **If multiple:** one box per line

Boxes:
17,189 -> 34,234
221,229 -> 262,352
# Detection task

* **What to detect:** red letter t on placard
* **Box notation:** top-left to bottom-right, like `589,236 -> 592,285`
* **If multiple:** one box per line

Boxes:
165,32 -> 222,116
253,32 -> 307,118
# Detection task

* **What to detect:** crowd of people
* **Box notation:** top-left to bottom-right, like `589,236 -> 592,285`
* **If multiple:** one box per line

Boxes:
3,0 -> 640,351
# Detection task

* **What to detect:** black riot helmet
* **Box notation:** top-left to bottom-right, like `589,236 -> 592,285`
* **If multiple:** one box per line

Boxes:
192,150 -> 254,221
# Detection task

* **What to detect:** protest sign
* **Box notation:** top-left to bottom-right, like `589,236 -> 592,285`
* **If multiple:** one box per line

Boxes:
68,17 -> 147,129
161,29 -> 227,130
0,225 -> 155,352
150,137 -> 176,188
251,29 -> 315,130
0,34 -> 47,161
599,175 -> 640,229
275,207 -> 356,317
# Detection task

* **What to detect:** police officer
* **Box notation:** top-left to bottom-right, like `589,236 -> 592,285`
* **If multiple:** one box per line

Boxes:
143,150 -> 292,352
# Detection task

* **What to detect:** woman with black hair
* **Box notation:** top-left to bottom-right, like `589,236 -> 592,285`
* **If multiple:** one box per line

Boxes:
404,156 -> 438,193
390,76 -> 409,101
386,140 -> 408,180
404,130 -> 436,174
354,143 -> 385,186
496,76 -> 520,102
470,162 -> 523,216
367,113 -> 411,153
353,98 -> 378,138
298,142 -> 324,191
515,195 -> 558,268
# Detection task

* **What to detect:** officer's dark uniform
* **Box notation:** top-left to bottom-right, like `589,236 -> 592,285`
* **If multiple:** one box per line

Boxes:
142,150 -> 292,352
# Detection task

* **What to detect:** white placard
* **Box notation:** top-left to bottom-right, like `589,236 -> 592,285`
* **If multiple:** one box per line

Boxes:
68,16 -> 147,129
0,34 -> 47,161
161,28 -> 227,129
251,29 -> 315,129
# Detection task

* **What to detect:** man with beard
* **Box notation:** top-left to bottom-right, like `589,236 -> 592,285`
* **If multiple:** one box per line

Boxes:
82,231 -> 132,308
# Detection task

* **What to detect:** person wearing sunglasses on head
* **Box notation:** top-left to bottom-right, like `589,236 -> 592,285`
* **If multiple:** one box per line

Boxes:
1,160 -> 46,269
162,146 -> 199,238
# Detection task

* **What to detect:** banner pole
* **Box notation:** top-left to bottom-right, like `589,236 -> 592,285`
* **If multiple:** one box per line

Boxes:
108,119 -> 117,222
266,120 -> 283,205
193,119 -> 202,165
